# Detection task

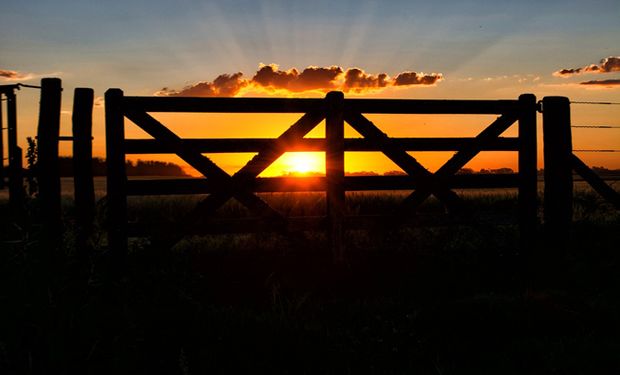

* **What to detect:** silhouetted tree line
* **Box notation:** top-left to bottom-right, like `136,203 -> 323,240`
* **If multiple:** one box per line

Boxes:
57,157 -> 189,177
284,169 -> 526,177
24,137 -> 189,177
457,167 -> 515,175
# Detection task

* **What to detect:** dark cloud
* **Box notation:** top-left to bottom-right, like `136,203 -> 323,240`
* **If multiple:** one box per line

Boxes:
252,64 -> 342,92
0,69 -> 29,81
292,66 -> 343,91
252,65 -> 297,89
393,71 -> 443,86
157,64 -> 444,97
156,72 -> 247,97
579,56 -> 620,74
554,56 -> 620,77
343,68 -> 389,92
579,79 -> 620,87
555,68 -> 583,77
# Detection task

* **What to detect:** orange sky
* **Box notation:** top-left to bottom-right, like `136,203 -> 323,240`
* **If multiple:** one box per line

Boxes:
2,73 -> 618,177
111,105 -> 614,178
1,1 -> 619,175
121,110 -> 521,177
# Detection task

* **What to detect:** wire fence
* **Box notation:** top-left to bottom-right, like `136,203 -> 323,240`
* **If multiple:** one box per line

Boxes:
572,125 -> 620,128
570,101 -> 620,105
573,150 -> 620,153
568,100 -> 620,155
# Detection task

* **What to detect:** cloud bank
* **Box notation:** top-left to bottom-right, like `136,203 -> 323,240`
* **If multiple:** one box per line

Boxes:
156,64 -> 443,97
0,69 -> 32,81
579,79 -> 620,87
553,56 -> 620,88
554,56 -> 620,77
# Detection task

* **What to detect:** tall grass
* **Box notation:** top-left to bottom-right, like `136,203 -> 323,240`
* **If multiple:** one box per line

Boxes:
1,189 -> 619,374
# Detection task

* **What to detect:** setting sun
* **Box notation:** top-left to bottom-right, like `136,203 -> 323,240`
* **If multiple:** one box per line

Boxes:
283,152 -> 324,175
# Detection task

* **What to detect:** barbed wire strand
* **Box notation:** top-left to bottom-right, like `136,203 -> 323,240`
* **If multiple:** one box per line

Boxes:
572,125 -> 620,128
17,83 -> 41,89
571,101 -> 620,105
573,150 -> 620,152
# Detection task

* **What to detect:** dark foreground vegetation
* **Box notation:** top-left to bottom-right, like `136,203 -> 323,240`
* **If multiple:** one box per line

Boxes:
1,191 -> 619,374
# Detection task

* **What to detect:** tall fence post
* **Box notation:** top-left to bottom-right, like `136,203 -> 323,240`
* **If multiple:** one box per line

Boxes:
0,96 -> 4,189
73,88 -> 95,254
105,88 -> 128,261
37,78 -> 63,233
326,91 -> 345,264
542,97 -> 573,236
6,89 -> 24,215
517,94 -> 538,251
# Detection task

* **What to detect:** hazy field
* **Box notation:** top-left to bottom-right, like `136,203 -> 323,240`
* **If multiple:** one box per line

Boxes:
1,177 -> 619,374
2,176 -> 616,200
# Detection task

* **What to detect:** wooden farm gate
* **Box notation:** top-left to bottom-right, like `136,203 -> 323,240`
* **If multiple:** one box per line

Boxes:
105,90 -> 539,261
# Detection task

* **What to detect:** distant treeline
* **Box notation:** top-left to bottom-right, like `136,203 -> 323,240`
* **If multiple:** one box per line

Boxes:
349,167 -> 620,177
41,159 -> 620,178
56,157 -> 189,177
342,168 -> 517,176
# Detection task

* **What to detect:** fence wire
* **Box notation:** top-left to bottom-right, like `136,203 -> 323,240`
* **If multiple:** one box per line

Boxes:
570,100 -> 619,153
571,101 -> 620,105
573,150 -> 620,153
17,83 -> 42,89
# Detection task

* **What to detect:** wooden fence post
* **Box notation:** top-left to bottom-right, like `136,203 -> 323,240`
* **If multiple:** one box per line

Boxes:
326,91 -> 345,264
105,88 -> 128,259
72,88 -> 95,253
37,78 -> 63,233
518,94 -> 538,249
0,96 -> 4,190
6,89 -> 24,215
542,97 -> 573,235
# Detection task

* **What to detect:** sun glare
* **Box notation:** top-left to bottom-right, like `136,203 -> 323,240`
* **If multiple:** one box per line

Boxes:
284,152 -> 324,175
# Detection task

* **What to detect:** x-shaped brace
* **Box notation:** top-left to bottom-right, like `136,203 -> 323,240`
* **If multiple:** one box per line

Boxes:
125,109 -> 325,245
343,111 -> 517,216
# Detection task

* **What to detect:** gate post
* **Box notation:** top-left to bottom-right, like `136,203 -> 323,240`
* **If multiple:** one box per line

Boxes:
105,88 -> 128,259
542,97 -> 572,236
326,91 -> 345,264
37,78 -> 63,233
6,88 -> 24,215
73,88 -> 95,254
518,94 -> 538,250
0,96 -> 4,189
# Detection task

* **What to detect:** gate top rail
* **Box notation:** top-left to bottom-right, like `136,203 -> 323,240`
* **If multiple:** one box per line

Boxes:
0,84 -> 20,94
122,95 -> 520,115
123,96 -> 325,113
344,98 -> 520,114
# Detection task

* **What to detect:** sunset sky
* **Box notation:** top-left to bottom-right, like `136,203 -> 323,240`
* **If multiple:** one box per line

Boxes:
1,0 -> 619,175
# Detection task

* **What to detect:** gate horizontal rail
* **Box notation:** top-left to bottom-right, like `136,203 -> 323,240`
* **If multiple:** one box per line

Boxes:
125,138 -> 519,153
123,96 -> 520,114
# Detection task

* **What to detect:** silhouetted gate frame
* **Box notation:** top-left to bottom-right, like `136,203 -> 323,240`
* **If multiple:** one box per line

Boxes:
105,89 -> 538,261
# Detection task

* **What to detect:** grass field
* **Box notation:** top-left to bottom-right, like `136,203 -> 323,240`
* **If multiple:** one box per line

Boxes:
1,187 -> 619,374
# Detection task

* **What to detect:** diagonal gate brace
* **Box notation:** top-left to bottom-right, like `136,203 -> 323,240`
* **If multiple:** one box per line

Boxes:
126,109 -> 325,246
344,111 -> 465,214
400,114 -> 518,211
